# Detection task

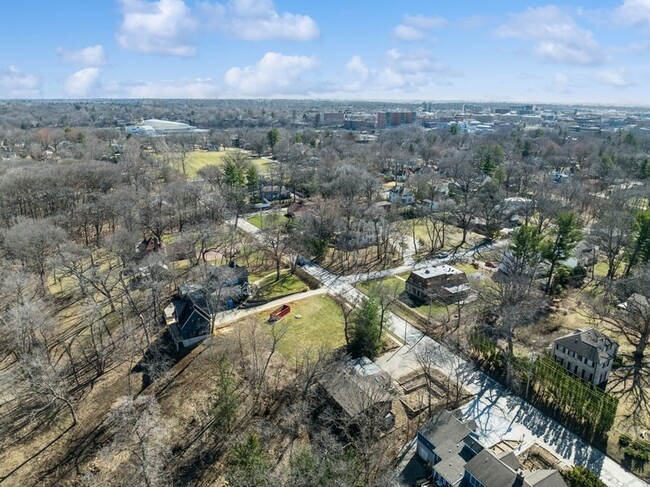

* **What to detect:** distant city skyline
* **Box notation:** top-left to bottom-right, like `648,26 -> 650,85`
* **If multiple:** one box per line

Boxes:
2,0 -> 650,104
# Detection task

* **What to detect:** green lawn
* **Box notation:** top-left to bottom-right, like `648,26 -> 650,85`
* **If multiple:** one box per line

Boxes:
454,262 -> 483,276
256,271 -> 307,299
356,275 -> 454,320
184,149 -> 272,178
258,295 -> 346,358
412,300 -> 450,319
246,213 -> 283,230
356,276 -> 405,296
592,259 -> 623,279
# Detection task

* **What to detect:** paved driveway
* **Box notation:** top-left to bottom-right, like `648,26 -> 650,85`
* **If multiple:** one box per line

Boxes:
234,217 -> 648,487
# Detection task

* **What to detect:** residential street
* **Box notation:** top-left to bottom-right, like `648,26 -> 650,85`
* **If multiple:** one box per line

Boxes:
234,216 -> 649,487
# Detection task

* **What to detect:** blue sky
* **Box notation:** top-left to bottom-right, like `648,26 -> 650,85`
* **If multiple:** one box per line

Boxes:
1,0 -> 650,104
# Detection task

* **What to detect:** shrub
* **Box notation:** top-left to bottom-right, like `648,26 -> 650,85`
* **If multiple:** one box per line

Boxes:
619,433 -> 633,447
563,465 -> 606,487
624,446 -> 650,461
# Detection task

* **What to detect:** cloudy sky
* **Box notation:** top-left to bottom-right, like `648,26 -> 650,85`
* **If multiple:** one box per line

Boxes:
2,0 -> 650,104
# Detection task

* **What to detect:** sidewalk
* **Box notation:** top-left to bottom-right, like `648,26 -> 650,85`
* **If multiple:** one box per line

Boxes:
376,315 -> 649,487
233,216 -> 649,487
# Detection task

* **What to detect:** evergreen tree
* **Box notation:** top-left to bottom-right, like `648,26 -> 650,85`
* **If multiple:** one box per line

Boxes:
349,295 -> 384,359
508,225 -> 544,277
223,160 -> 246,188
625,210 -> 650,276
211,355 -> 238,434
246,164 -> 260,195
267,128 -> 280,152
542,212 -> 582,294
227,434 -> 272,487
563,465 -> 606,487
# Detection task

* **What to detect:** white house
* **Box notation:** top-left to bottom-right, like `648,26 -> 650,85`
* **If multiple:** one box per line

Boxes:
388,185 -> 414,205
550,328 -> 618,387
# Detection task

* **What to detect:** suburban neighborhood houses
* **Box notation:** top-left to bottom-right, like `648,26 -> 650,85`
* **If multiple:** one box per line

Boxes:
4,97 -> 650,487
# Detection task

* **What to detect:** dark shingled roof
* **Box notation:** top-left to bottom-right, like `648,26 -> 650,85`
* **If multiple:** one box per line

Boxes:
464,449 -> 520,487
553,328 -> 617,365
321,367 -> 393,418
497,450 -> 522,471
523,469 -> 568,487
433,439 -> 477,485
419,409 -> 477,448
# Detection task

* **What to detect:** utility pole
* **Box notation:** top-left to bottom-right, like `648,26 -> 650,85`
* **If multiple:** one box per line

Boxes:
525,354 -> 538,400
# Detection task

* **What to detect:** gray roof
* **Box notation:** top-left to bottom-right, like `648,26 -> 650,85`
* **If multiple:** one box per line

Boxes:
497,450 -> 521,471
624,293 -> 650,314
443,284 -> 472,294
349,356 -> 384,378
523,469 -> 567,487
321,367 -> 393,418
433,439 -> 477,485
464,449 -> 519,487
411,265 -> 464,280
418,410 -> 476,448
553,328 -> 617,365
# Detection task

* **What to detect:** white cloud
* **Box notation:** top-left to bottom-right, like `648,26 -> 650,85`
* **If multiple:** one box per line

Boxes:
117,0 -> 197,57
393,14 -> 446,41
56,45 -> 106,66
595,69 -> 631,86
393,25 -> 428,42
105,78 -> 220,98
616,0 -> 650,27
199,0 -> 319,41
342,49 -> 460,93
402,14 -> 447,30
0,66 -> 42,98
346,55 -> 370,81
495,6 -> 602,65
224,52 -> 319,96
64,68 -> 101,98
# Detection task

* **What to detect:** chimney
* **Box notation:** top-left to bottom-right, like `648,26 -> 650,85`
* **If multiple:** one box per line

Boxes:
516,468 -> 525,482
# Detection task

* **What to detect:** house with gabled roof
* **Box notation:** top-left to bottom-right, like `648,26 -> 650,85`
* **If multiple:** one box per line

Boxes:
550,328 -> 618,387
388,185 -> 415,205
164,284 -> 212,351
417,410 -> 568,487
417,409 -> 482,486
464,448 -> 567,487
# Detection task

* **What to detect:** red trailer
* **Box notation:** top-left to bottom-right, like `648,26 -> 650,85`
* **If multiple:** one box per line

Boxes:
269,304 -> 291,322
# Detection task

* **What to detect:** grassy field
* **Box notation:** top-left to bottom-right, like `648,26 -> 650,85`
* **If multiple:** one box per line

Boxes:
356,275 -> 405,296
254,295 -> 345,358
454,262 -> 483,276
246,212 -> 284,230
184,149 -> 271,178
255,271 -> 307,299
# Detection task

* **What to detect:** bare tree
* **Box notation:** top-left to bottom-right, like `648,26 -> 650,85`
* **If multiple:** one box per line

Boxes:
93,395 -> 171,487
13,347 -> 78,425
597,268 -> 650,421
259,219 -> 292,281
4,218 -> 68,289
590,206 -> 633,280
235,319 -> 288,408
2,298 -> 56,358
478,275 -> 546,385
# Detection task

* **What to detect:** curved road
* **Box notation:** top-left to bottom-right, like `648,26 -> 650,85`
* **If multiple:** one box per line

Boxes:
233,216 -> 647,487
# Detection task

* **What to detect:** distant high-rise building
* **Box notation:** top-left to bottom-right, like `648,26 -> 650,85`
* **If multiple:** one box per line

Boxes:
375,111 -> 416,129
